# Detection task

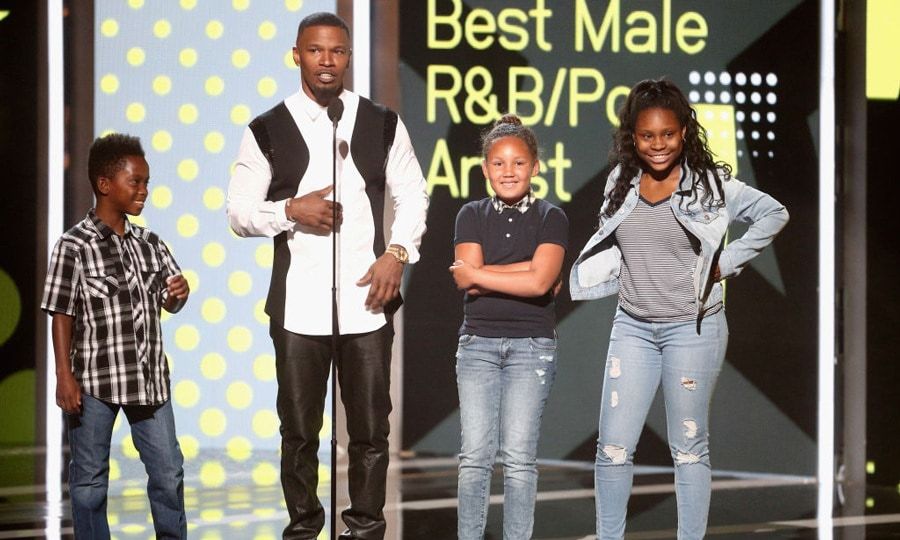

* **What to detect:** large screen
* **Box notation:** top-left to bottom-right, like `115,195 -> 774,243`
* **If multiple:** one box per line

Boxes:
400,0 -> 820,476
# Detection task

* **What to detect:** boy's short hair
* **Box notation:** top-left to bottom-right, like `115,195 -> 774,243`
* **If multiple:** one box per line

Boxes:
87,133 -> 145,193
296,12 -> 350,41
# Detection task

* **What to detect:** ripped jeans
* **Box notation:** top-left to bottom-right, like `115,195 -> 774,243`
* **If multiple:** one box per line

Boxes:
456,334 -> 558,540
595,308 -> 728,540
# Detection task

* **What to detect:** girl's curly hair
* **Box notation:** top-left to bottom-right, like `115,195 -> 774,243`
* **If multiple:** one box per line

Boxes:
603,78 -> 731,217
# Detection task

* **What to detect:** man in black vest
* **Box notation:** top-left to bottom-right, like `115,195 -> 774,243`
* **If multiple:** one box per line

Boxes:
226,12 -> 428,540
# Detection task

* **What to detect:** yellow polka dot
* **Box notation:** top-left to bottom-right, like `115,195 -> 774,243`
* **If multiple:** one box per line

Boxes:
230,104 -> 251,125
203,187 -> 225,210
179,48 -> 198,68
204,131 -> 225,153
200,461 -> 226,487
128,0 -> 144,8
122,435 -> 139,459
100,18 -> 119,38
253,299 -> 269,326
231,49 -> 251,69
201,297 -> 226,323
173,379 -> 200,408
179,434 -> 199,459
177,159 -> 199,181
151,185 -> 172,209
253,354 -> 276,381
180,0 -> 197,9
178,103 -> 199,124
226,436 -> 253,461
126,102 -> 145,123
112,412 -> 123,433
228,271 -> 252,296
202,242 -> 226,267
177,213 -> 199,237
205,19 -> 225,40
200,508 -> 225,522
109,458 -> 121,481
152,75 -> 172,95
175,324 -> 200,351
233,0 -> 250,11
153,19 -> 171,38
127,214 -> 147,227
201,529 -> 224,540
283,49 -> 296,69
285,0 -> 303,11
227,326 -> 252,352
254,244 -> 273,269
200,353 -> 226,380
252,462 -> 279,486
126,47 -> 145,67
258,21 -> 277,40
257,77 -> 277,98
183,269 -> 199,292
199,408 -> 227,437
319,414 -> 331,439
252,409 -> 279,438
120,524 -> 146,534
100,74 -> 119,94
318,464 -> 331,484
205,76 -> 225,96
152,130 -> 173,152
226,381 -> 253,409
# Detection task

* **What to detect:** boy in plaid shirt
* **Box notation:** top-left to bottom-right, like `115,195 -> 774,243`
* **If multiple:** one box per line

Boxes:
42,133 -> 190,539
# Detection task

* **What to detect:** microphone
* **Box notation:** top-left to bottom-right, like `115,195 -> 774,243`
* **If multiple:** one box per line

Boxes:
327,98 -> 344,125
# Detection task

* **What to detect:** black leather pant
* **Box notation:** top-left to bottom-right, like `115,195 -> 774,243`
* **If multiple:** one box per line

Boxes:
271,322 -> 393,540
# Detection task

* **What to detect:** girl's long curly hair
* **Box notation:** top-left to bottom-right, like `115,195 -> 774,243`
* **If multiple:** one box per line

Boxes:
603,78 -> 731,217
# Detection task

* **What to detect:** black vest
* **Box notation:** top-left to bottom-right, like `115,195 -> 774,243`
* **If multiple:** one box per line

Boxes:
249,96 -> 399,327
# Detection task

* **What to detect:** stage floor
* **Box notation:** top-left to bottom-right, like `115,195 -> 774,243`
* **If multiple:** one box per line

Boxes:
1,448 -> 899,539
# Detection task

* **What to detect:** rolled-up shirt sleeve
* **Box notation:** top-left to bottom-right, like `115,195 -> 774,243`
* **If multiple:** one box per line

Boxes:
385,118 -> 429,263
226,127 -> 294,238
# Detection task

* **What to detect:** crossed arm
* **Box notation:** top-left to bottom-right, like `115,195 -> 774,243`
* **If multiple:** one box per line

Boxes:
450,242 -> 565,298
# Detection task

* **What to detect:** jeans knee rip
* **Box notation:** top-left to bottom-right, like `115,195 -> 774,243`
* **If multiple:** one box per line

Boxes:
680,377 -> 697,391
535,368 -> 548,385
609,356 -> 622,378
675,451 -> 701,465
610,390 -> 619,407
601,444 -> 627,465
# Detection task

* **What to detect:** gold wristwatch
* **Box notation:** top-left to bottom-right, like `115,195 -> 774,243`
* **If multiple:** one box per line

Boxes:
385,245 -> 409,264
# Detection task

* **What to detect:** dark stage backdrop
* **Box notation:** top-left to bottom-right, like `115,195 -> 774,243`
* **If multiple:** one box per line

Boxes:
399,0 -> 819,476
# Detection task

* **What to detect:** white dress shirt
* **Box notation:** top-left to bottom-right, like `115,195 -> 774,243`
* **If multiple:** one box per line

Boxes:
227,89 -> 428,335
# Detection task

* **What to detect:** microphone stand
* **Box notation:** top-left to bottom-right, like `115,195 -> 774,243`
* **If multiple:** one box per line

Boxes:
327,98 -> 343,540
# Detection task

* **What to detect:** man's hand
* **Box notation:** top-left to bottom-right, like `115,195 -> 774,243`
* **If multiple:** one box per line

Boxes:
56,371 -> 81,414
287,186 -> 343,234
358,253 -> 404,310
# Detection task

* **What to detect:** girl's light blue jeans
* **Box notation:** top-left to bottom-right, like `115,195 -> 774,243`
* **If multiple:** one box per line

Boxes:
455,334 -> 557,540
595,308 -> 728,540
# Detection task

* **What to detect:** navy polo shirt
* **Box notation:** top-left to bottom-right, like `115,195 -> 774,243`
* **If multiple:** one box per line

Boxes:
454,197 -> 569,338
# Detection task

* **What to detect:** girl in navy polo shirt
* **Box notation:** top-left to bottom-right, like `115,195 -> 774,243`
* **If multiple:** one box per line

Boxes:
449,114 -> 569,539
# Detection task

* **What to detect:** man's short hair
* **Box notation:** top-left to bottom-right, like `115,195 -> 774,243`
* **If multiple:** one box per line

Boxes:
88,133 -> 145,192
296,11 -> 350,41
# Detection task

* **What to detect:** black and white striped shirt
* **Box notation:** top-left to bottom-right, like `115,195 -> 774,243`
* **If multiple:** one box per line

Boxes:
41,212 -> 182,405
615,196 -> 713,322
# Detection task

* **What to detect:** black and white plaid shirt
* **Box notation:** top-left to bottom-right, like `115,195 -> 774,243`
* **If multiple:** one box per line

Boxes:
491,191 -> 535,214
41,211 -> 182,405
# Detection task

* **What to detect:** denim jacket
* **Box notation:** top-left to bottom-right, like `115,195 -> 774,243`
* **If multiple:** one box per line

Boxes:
569,165 -> 789,317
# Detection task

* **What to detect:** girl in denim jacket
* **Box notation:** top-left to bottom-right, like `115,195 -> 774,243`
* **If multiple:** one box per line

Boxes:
569,79 -> 788,540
